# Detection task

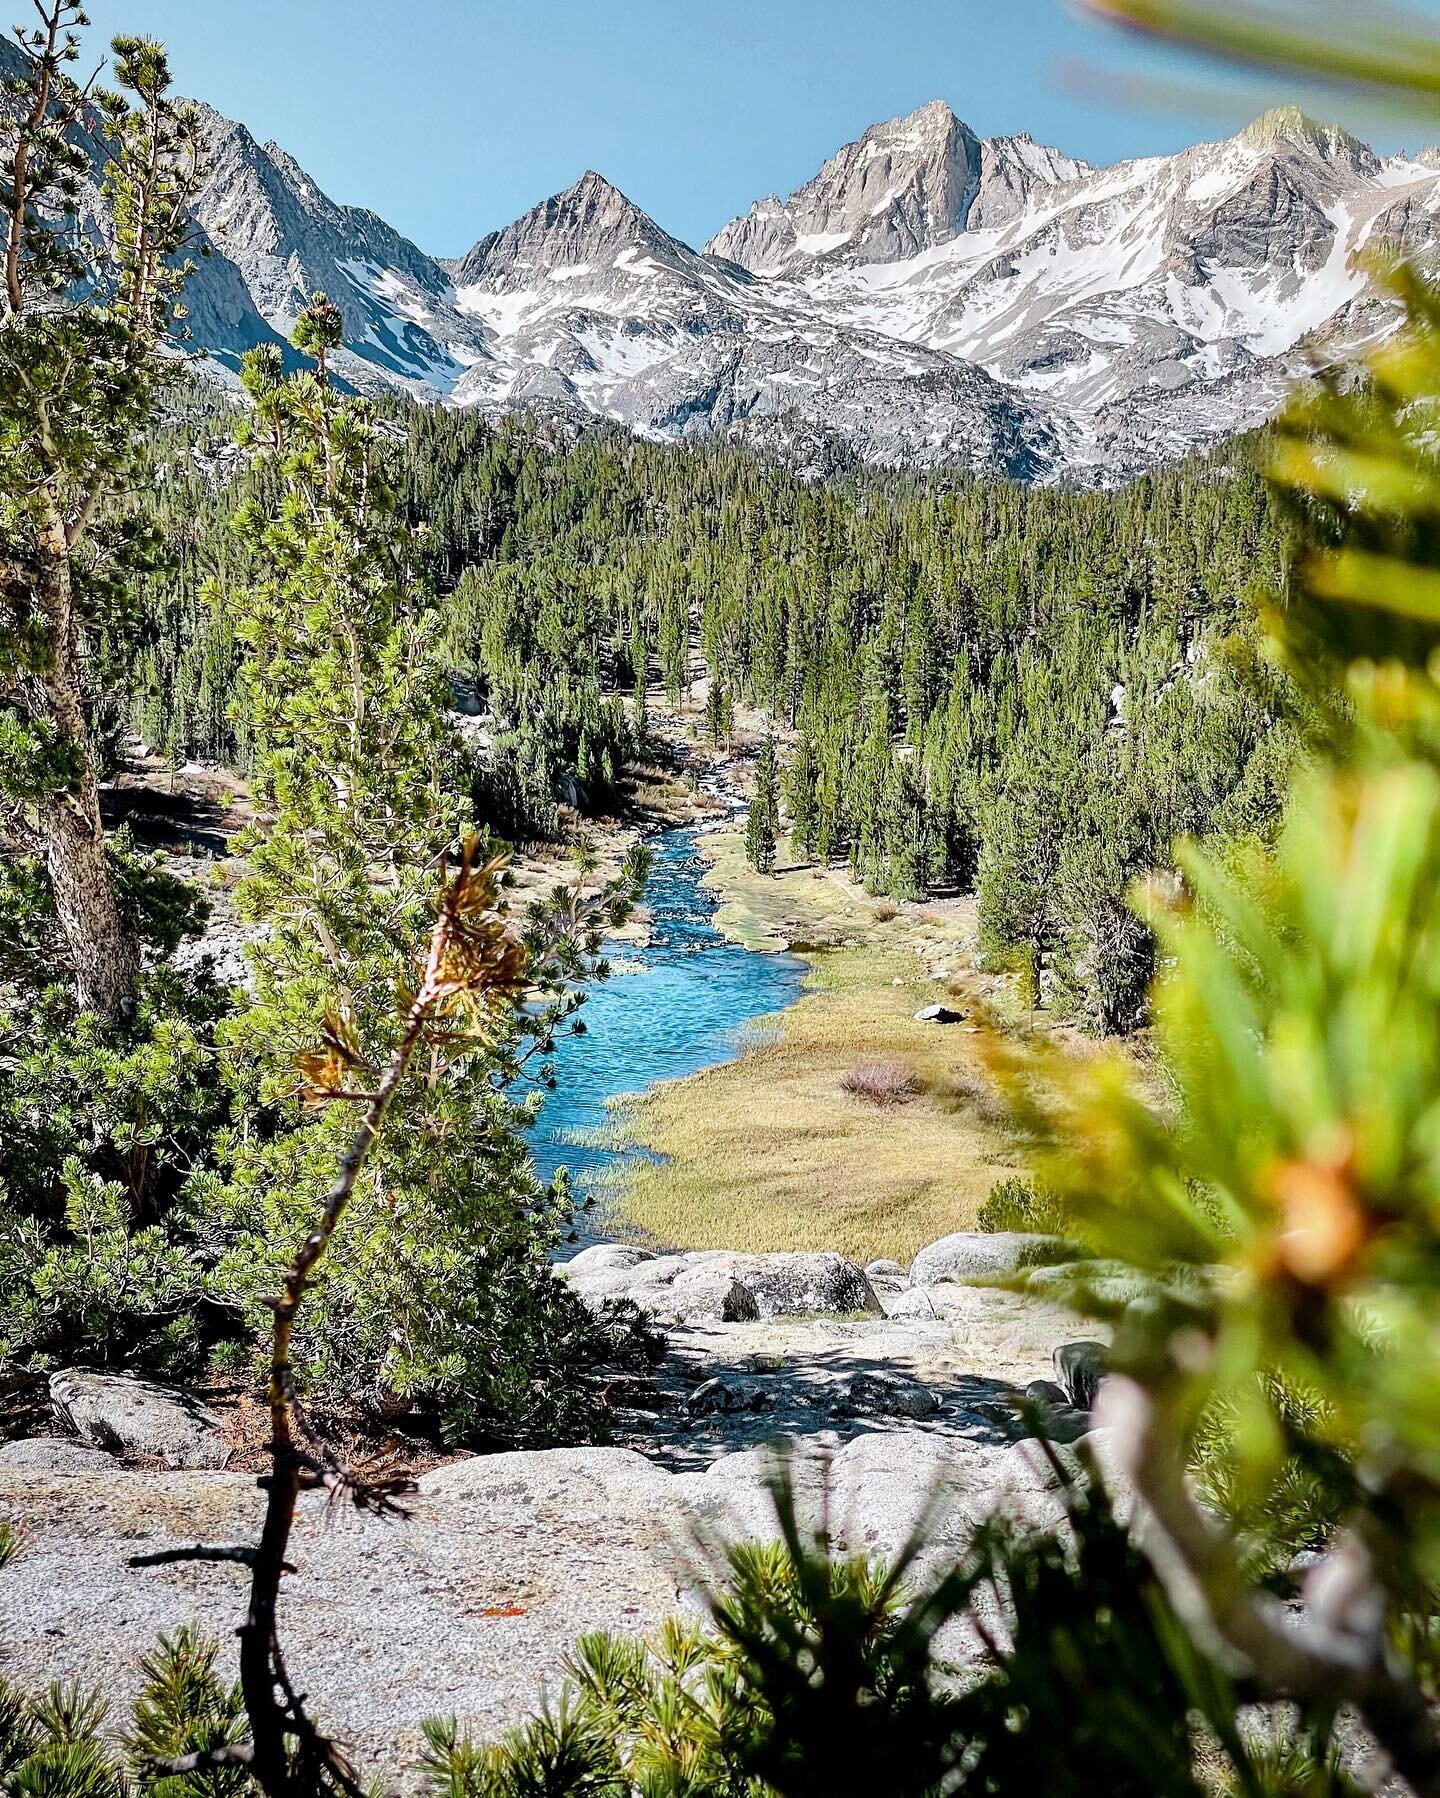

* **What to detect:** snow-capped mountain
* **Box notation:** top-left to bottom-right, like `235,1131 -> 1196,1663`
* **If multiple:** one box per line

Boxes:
432,99 -> 1440,481
709,101 -> 1433,477
185,105 -> 493,395
436,168 -> 1057,478
16,24 -> 1440,484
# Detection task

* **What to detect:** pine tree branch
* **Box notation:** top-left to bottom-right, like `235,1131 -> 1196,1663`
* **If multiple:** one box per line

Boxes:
1097,1375 -> 1440,1796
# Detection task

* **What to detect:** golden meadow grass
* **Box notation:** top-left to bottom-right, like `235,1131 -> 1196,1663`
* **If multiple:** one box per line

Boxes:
599,833 -> 1028,1265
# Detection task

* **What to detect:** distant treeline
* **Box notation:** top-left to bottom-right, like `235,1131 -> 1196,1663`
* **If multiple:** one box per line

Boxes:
122,392 -> 1293,1031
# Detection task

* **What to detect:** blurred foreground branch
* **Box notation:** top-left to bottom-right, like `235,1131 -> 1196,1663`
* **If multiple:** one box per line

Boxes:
1099,1378 -> 1440,1795
1081,0 -> 1440,104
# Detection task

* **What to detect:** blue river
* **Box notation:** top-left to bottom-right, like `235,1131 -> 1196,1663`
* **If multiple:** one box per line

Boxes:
524,824 -> 805,1228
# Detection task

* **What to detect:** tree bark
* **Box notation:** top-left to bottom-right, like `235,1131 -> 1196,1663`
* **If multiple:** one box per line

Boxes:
35,782 -> 139,1021
31,514 -> 141,1023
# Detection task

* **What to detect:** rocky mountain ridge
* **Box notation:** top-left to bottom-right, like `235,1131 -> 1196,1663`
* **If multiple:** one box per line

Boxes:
186,101 -> 492,394
707,99 -> 1093,271
14,23 -> 1440,483
433,98 -> 1440,479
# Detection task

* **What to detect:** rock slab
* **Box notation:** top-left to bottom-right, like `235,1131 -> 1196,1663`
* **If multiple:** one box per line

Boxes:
909,1232 -> 1069,1288
561,1250 -> 880,1323
49,1370 -> 230,1470
0,1435 -> 1094,1774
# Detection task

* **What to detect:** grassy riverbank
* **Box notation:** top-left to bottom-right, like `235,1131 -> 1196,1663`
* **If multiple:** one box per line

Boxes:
602,831 -> 1031,1265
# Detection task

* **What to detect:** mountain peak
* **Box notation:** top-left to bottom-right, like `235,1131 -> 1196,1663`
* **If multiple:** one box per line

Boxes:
550,168 -> 655,228
706,100 -> 1092,271
852,99 -> 972,168
1243,105 -> 1372,163
452,170 -> 691,294
707,100 -> 981,271
566,168 -> 627,203
868,98 -> 963,141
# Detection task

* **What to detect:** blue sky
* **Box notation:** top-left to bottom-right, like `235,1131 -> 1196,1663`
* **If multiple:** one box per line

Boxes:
78,0 -> 1433,257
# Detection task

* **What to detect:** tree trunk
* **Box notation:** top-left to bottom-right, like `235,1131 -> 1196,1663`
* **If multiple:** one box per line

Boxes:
31,503 -> 141,1024
35,783 -> 140,1022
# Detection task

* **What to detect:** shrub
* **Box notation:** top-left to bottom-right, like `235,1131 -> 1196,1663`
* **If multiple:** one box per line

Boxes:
838,1060 -> 920,1106
0,967 -> 237,1379
0,1629 -> 244,1798
976,1176 -> 1068,1236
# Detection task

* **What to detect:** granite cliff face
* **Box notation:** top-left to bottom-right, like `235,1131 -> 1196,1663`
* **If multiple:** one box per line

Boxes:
14,31 -> 1440,483
437,99 -> 1440,480
707,99 -> 1089,271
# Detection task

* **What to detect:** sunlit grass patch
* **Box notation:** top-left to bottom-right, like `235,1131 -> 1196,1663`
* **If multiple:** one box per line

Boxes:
612,932 -> 1023,1264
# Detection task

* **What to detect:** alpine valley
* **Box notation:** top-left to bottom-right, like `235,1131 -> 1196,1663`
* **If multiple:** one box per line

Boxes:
23,20 -> 1440,484
18,5 -> 1440,1791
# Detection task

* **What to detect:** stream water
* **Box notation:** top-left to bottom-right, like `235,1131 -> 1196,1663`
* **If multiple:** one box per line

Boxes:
524,824 -> 805,1236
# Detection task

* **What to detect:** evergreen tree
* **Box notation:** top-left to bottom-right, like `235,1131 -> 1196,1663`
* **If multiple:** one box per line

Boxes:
289,289 -> 342,386
785,727 -> 818,861
704,678 -> 726,747
630,628 -> 648,746
198,320 -> 647,1443
746,736 -> 779,875
0,13 -> 208,1020
0,17 -> 237,1386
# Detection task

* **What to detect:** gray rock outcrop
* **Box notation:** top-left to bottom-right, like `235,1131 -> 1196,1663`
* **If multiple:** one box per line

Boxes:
601,1275 -> 1099,1469
1,1249 -> 1122,1781
48,1370 -> 230,1470
703,1252 -> 882,1317
908,1231 -> 1070,1287
564,1244 -> 657,1275
561,1249 -> 880,1323
0,1437 -> 117,1472
831,1370 -> 940,1420
1054,1340 -> 1108,1412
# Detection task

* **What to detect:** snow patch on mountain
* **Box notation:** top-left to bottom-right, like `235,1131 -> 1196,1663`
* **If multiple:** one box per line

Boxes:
25,30 -> 1437,487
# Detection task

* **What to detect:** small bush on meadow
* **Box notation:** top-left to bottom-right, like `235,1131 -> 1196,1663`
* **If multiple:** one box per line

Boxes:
839,1061 -> 920,1106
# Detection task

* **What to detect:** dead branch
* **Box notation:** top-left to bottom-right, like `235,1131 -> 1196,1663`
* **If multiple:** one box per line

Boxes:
127,1545 -> 294,1573
236,839 -> 524,1798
